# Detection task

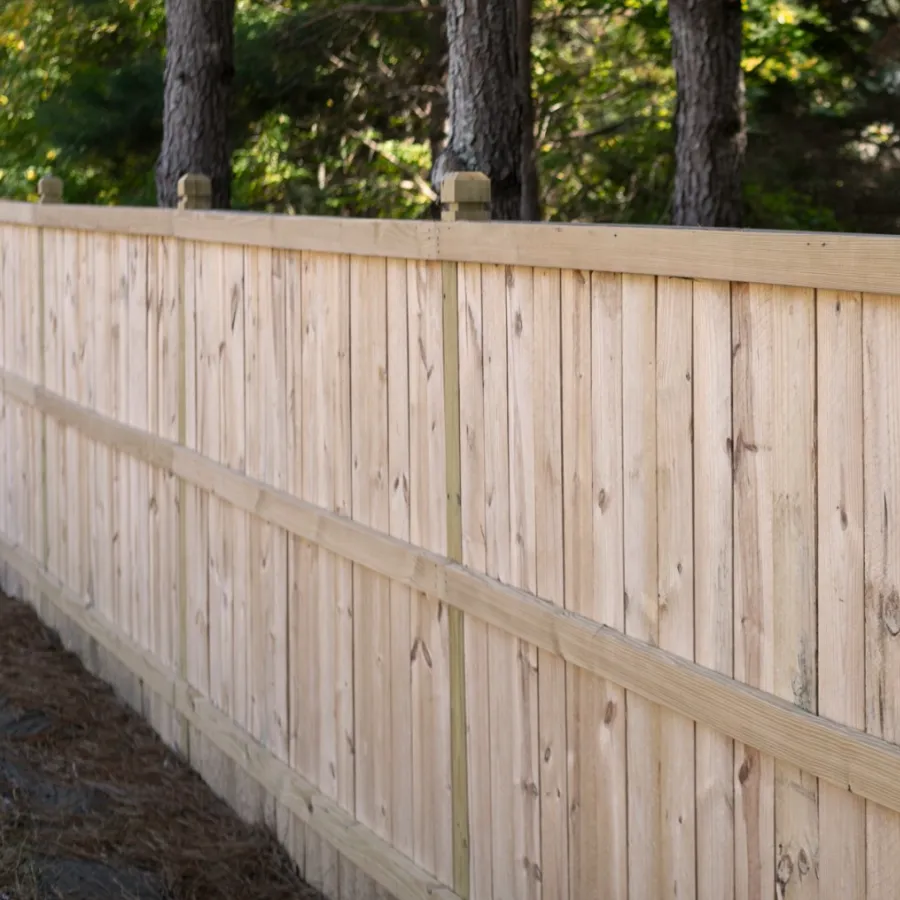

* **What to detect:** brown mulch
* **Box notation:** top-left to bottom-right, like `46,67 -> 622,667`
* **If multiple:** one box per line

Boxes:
0,591 -> 322,900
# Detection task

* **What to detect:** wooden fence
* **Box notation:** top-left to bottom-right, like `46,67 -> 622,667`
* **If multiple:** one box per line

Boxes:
3,182 -> 900,900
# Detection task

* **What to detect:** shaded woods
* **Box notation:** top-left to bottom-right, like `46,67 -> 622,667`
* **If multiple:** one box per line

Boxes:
2,0 -> 900,232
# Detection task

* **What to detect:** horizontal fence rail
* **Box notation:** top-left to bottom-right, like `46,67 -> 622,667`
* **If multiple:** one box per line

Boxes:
3,368 -> 900,813
4,200 -> 900,293
2,201 -> 900,900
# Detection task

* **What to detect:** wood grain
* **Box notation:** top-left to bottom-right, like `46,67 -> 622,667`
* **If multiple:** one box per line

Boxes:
862,291 -> 900,900
44,229 -> 63,591
458,261 -> 492,900
196,240 -> 242,810
295,250 -> 354,894
407,259 -> 453,885
6,199 -> 900,295
772,286 -> 818,900
182,238 -> 211,771
441,256 -> 469,900
145,236 -> 181,749
7,218 -> 900,900
693,279 -> 736,900
350,254 -> 390,899
244,246 -> 290,828
656,276 -> 697,899
9,362 -> 900,822
0,227 -> 11,591
504,265 -> 540,900
562,268 -> 627,900
0,536 -> 461,900
90,234 -> 115,626
733,281 -> 776,900
285,247 -> 309,878
623,273 -> 662,900
817,289 -> 865,899
386,257 -> 415,874
534,266 -> 568,900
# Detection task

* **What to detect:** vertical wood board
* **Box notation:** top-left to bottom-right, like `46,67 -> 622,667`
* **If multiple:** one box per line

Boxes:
692,279 -> 736,900
817,289 -> 865,899
534,266 -> 568,900
458,261 -> 492,900
407,258 -> 453,885
622,273 -> 661,900
349,254 -> 390,899
504,264 -> 541,900
862,292 -> 900,900
733,281 -> 776,900
656,276 -> 697,900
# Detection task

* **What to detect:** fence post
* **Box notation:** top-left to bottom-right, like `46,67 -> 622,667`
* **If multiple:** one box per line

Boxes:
38,174 -> 63,205
35,176 -> 62,620
440,170 -> 490,900
175,173 -> 210,756
178,173 -> 212,211
440,171 -> 491,223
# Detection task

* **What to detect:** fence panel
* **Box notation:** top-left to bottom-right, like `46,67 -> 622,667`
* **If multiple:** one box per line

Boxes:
4,201 -> 900,900
862,292 -> 900,900
0,226 -> 41,598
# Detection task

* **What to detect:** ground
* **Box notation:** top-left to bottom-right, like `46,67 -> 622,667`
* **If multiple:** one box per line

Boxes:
0,591 -> 322,900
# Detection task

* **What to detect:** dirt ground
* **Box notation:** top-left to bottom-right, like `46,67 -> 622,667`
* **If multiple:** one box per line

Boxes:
0,591 -> 322,900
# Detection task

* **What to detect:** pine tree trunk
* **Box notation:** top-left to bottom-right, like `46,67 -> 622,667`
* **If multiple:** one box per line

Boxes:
517,0 -> 540,221
436,0 -> 538,221
155,0 -> 236,209
668,0 -> 746,227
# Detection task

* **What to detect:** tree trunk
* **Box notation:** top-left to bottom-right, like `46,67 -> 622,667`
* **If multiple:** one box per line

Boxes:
434,0 -> 538,221
517,0 -> 540,221
155,0 -> 236,209
668,0 -> 746,227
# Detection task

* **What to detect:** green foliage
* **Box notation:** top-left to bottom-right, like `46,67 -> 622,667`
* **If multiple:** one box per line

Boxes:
228,0 -> 442,217
0,0 -> 165,203
1,0 -> 899,231
532,0 -> 676,223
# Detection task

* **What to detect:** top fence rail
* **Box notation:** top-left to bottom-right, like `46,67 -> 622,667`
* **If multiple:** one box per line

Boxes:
2,198 -> 900,295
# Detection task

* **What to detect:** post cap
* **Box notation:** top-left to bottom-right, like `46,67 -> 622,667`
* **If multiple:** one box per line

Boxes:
440,171 -> 491,205
37,175 -> 63,204
177,173 -> 212,209
440,172 -> 491,222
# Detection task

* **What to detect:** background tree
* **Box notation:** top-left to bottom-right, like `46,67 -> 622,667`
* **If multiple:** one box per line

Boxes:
518,0 -> 541,220
155,0 -> 237,208
435,0 -> 539,219
3,0 -> 900,234
668,0 -> 746,226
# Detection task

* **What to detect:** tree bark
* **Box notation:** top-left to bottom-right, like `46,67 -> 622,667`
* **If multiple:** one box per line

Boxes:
434,0 -> 538,221
517,0 -> 540,221
156,0 -> 236,209
668,0 -> 746,227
